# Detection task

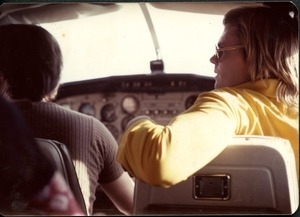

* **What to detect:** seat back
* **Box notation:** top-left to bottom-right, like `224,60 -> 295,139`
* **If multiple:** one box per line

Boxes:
133,136 -> 299,215
35,138 -> 87,215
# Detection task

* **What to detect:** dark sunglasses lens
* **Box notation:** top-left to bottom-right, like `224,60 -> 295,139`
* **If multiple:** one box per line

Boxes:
218,51 -> 223,60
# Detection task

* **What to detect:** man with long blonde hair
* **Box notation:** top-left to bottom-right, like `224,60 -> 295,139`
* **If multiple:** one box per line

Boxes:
117,3 -> 299,186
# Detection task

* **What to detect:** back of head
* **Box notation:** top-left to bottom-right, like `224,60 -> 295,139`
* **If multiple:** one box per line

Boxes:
0,24 -> 62,101
224,3 -> 299,107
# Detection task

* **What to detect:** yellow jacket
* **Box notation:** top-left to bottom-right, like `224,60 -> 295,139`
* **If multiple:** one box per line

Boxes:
117,79 -> 299,187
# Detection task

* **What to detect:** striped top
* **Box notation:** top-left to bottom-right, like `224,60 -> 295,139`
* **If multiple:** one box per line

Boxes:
14,100 -> 123,215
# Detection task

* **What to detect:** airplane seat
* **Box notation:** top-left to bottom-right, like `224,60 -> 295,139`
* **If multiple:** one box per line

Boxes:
133,136 -> 299,215
0,96 -> 86,215
35,138 -> 87,215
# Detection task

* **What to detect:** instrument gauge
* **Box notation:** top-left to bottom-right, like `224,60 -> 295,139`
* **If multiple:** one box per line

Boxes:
121,95 -> 139,114
185,95 -> 198,109
78,103 -> 96,117
101,103 -> 117,122
121,114 -> 135,131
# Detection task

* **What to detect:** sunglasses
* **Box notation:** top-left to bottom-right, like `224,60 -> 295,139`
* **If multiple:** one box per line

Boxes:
215,45 -> 244,60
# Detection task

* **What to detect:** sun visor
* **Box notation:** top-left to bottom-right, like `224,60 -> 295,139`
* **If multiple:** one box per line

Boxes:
0,3 -> 122,25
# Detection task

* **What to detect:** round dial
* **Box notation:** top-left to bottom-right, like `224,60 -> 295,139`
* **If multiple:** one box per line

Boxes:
100,103 -> 117,122
121,114 -> 135,131
121,95 -> 139,114
185,95 -> 198,109
78,103 -> 96,117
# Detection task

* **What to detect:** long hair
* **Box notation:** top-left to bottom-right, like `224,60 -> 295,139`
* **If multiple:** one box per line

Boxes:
223,3 -> 299,108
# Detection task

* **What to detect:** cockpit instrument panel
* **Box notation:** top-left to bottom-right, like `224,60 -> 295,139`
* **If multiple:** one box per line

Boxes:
55,74 -> 215,142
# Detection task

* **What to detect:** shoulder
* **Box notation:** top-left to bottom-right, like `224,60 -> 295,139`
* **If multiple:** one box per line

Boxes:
192,87 -> 260,117
41,102 -> 99,120
197,86 -> 265,104
196,88 -> 245,105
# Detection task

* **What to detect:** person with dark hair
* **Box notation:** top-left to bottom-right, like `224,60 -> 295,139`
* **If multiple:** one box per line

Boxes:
0,95 -> 84,215
0,24 -> 134,215
116,4 -> 299,187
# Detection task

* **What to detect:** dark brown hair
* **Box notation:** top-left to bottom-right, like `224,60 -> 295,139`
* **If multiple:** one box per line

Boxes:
0,24 -> 63,101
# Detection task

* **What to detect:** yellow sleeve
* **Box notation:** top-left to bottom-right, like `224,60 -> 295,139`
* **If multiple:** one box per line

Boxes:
117,93 -> 237,187
117,81 -> 299,187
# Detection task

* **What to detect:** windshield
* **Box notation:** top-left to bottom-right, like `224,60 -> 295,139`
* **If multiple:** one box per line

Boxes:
1,2 -> 257,84
39,2 -> 225,83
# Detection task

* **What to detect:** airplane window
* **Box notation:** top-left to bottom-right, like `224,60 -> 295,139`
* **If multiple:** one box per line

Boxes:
39,3 -> 224,84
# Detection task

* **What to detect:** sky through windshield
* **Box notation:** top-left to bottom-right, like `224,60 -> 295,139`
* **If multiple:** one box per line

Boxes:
40,2 -> 224,83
